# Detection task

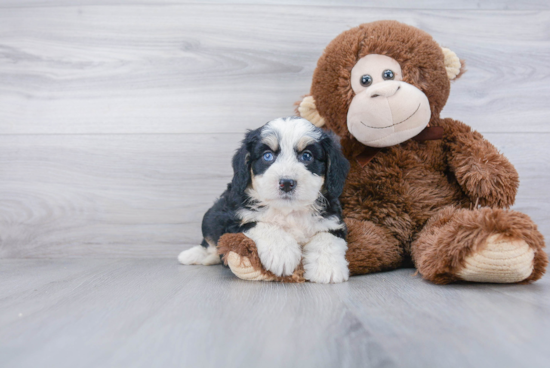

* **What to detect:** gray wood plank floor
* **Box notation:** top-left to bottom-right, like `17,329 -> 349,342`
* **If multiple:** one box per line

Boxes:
1,259 -> 549,368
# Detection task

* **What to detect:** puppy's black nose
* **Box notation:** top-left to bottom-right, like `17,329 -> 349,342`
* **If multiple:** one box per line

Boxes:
279,179 -> 296,193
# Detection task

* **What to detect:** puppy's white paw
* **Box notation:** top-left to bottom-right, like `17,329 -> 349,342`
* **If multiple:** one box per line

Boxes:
200,245 -> 221,265
178,245 -> 220,265
245,223 -> 302,277
178,245 -> 207,265
258,242 -> 302,277
304,256 -> 349,284
303,233 -> 349,284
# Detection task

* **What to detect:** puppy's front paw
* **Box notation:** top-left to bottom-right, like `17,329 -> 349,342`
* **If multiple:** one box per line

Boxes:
303,233 -> 349,284
245,224 -> 302,277
304,256 -> 349,284
258,244 -> 301,277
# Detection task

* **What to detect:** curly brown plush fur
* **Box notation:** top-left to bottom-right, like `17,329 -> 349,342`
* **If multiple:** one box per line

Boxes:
314,21 -> 546,283
411,207 -> 547,284
345,218 -> 404,275
219,20 -> 547,284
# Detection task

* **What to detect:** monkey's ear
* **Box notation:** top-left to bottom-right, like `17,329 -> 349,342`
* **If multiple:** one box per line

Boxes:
297,95 -> 326,127
441,47 -> 466,80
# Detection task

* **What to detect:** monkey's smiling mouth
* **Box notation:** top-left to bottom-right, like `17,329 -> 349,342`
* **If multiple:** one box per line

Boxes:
360,103 -> 421,129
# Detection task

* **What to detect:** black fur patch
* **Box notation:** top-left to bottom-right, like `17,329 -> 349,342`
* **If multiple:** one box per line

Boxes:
320,131 -> 350,202
329,228 -> 347,240
250,142 -> 279,176
298,142 -> 326,177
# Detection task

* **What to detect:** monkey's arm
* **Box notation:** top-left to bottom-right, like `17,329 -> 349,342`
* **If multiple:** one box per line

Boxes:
218,233 -> 305,283
442,118 -> 519,208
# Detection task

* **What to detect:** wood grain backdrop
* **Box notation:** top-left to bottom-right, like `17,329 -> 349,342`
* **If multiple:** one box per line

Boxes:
0,1 -> 549,258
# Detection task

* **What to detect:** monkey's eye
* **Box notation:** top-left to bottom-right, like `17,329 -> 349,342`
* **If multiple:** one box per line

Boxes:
360,74 -> 373,87
262,151 -> 274,162
382,69 -> 395,80
299,151 -> 313,163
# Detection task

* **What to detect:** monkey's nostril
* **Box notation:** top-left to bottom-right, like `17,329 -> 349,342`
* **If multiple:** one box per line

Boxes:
279,179 -> 296,193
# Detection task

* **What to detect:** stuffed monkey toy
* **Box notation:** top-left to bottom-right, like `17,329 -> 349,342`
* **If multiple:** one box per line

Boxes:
219,20 -> 547,284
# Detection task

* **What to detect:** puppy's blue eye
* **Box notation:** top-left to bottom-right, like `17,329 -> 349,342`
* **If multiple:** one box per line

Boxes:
263,151 -> 274,162
300,151 -> 313,162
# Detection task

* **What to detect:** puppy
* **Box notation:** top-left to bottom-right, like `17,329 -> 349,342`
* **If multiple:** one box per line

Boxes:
178,117 -> 350,283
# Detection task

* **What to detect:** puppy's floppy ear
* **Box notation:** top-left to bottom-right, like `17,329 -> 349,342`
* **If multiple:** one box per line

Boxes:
230,128 -> 260,195
321,131 -> 350,200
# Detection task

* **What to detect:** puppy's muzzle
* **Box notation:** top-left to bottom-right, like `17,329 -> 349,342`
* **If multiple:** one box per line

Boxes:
279,179 -> 296,193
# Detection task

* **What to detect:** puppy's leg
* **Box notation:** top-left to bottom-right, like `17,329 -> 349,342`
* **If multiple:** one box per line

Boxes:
303,232 -> 349,284
178,239 -> 221,266
245,223 -> 301,277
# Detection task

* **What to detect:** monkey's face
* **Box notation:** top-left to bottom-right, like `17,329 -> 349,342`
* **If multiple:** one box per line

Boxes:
347,54 -> 432,148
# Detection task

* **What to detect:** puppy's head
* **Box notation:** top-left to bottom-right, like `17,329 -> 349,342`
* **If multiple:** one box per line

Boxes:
231,117 -> 349,208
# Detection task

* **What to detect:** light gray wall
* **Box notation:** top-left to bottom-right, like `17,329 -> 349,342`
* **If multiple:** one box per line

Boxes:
1,1 -> 549,258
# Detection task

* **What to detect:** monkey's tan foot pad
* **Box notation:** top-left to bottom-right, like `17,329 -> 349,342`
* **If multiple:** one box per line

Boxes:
225,251 -> 306,283
226,251 -> 275,281
457,235 -> 535,283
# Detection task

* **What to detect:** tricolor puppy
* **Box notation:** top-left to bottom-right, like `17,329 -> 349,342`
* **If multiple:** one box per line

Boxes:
178,117 -> 351,283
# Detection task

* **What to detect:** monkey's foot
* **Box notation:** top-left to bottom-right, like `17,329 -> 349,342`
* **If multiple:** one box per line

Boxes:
457,235 -> 534,283
413,207 -> 547,284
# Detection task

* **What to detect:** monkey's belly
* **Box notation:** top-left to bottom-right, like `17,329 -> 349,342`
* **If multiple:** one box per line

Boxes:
341,166 -> 467,245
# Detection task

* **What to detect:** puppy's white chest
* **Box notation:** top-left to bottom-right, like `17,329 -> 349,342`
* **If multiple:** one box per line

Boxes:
241,207 -> 336,245
265,209 -> 317,245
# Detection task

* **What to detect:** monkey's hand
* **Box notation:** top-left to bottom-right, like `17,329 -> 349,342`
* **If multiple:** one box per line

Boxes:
218,233 -> 305,283
444,118 -> 519,209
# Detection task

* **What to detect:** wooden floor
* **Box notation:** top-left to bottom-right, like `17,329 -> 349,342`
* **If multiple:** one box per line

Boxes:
1,259 -> 549,368
1,1 -> 550,367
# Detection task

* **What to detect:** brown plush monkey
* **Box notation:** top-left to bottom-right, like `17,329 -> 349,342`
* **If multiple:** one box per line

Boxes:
219,20 -> 547,284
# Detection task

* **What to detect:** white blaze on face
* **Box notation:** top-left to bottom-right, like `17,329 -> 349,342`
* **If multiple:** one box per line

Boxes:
347,54 -> 431,148
250,118 -> 324,208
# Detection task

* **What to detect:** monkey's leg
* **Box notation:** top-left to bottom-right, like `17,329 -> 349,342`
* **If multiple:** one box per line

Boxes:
217,233 -> 305,283
411,206 -> 547,284
345,218 -> 405,275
